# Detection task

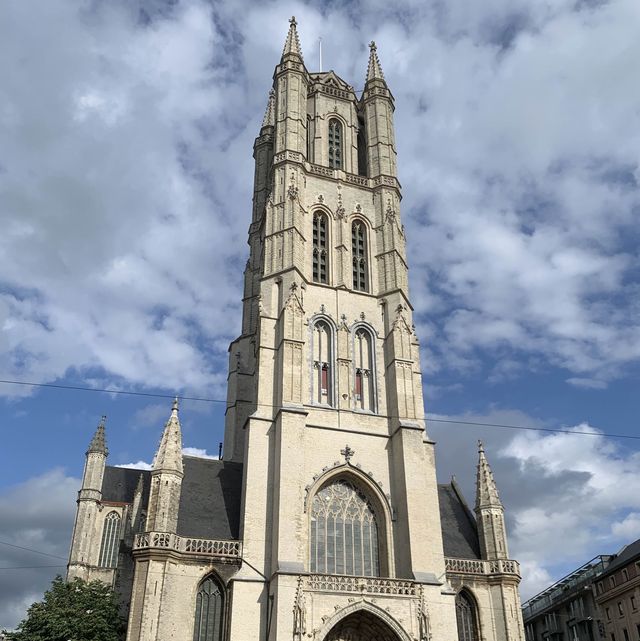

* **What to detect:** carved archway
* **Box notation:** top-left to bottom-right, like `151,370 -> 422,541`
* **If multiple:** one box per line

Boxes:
318,601 -> 410,641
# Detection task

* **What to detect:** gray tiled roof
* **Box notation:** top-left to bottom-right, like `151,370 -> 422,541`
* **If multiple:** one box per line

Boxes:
599,538 -> 640,577
438,482 -> 481,559
176,457 -> 242,540
102,466 -> 151,505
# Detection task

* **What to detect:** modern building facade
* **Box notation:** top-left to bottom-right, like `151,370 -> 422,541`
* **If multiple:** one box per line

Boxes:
67,18 -> 526,641
594,540 -> 640,641
523,556 -> 614,641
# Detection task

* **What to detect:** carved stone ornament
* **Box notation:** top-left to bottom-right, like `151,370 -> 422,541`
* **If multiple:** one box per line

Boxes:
355,203 -> 362,213
418,586 -> 432,641
293,576 -> 306,639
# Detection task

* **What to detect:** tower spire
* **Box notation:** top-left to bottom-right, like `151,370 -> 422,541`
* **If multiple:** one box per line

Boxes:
87,415 -> 108,455
366,40 -> 385,83
475,440 -> 502,509
282,16 -> 304,61
261,89 -> 276,128
153,398 -> 183,474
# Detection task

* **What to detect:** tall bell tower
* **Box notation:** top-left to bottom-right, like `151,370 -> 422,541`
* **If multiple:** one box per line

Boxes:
223,17 -> 461,641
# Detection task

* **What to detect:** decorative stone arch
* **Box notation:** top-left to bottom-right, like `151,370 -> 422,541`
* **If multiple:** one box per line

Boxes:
308,313 -> 339,407
455,586 -> 482,641
349,321 -> 379,413
349,215 -> 372,293
316,599 -> 412,641
304,464 -> 395,577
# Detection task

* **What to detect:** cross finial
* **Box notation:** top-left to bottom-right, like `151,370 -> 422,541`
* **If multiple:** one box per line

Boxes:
290,15 -> 297,26
369,40 -> 376,51
172,396 -> 179,413
341,445 -> 355,463
478,439 -> 484,453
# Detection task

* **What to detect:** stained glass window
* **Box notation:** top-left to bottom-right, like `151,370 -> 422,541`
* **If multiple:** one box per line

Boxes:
456,591 -> 479,641
98,511 -> 121,568
313,212 -> 328,284
352,221 -> 368,292
328,119 -> 343,169
193,576 -> 224,641
310,478 -> 379,576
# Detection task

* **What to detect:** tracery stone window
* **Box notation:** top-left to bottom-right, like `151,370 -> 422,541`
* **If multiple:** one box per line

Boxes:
310,478 -> 380,576
193,575 -> 224,641
354,327 -> 375,412
328,118 -> 343,169
98,511 -> 121,568
456,591 -> 480,641
312,319 -> 334,405
313,212 -> 329,284
352,220 -> 368,292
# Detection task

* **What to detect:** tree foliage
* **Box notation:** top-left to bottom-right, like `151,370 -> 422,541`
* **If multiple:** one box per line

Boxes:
7,576 -> 126,641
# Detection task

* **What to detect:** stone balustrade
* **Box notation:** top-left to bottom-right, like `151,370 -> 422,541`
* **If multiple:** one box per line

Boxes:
306,574 -> 417,596
134,532 -> 242,560
445,557 -> 520,577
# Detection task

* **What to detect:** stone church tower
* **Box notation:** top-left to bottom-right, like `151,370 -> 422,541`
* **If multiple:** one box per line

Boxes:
68,18 -> 526,641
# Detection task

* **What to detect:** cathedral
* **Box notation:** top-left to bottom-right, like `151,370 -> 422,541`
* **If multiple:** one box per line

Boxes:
67,18 -> 526,641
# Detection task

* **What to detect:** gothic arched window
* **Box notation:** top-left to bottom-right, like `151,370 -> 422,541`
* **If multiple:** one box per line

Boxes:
328,118 -> 343,169
193,575 -> 224,641
310,478 -> 380,577
352,220 -> 368,292
456,591 -> 480,641
354,327 -> 376,412
313,212 -> 329,284
98,511 -> 121,568
312,319 -> 334,405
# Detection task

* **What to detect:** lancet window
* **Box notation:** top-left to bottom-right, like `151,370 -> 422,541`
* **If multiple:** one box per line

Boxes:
352,220 -> 368,292
354,327 -> 375,412
313,212 -> 329,284
310,478 -> 380,577
98,511 -> 121,568
312,319 -> 334,405
328,118 -> 343,169
193,575 -> 225,641
456,591 -> 480,641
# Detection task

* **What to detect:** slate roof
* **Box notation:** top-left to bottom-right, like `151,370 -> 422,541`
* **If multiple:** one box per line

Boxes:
598,538 -> 640,578
101,458 -> 242,540
102,461 -> 480,558
102,466 -> 151,505
438,482 -> 481,559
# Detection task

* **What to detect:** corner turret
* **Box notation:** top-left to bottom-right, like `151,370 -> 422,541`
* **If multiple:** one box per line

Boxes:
145,399 -> 184,533
475,441 -> 509,560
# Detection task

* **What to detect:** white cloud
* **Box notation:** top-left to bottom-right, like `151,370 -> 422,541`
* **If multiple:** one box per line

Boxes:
115,460 -> 153,471
182,446 -> 218,459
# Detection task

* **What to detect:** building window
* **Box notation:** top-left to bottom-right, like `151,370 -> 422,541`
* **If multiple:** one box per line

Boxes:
635,624 -> 639,640
623,569 -> 629,582
456,591 -> 479,641
611,577 -> 617,588
313,212 -> 329,284
606,608 -> 611,621
328,118 -> 343,169
98,511 -> 121,568
623,630 -> 629,641
193,575 -> 224,641
631,595 -> 637,611
352,220 -> 368,292
598,582 -> 604,595
309,477 -> 379,577
312,319 -> 334,405
618,602 -> 624,616
354,327 -> 375,412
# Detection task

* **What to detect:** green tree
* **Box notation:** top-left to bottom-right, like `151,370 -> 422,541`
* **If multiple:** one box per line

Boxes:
7,576 -> 126,641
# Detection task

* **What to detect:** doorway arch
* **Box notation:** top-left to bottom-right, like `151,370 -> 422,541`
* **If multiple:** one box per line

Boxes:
320,604 -> 408,641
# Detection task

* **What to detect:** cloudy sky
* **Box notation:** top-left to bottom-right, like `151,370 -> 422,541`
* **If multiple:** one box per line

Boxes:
1,0 -> 640,630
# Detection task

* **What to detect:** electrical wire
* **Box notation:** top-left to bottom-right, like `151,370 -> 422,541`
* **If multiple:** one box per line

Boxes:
0,540 -> 68,561
1,378 -> 639,442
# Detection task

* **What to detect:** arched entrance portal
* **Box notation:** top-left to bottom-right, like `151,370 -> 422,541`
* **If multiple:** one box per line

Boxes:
324,611 -> 402,641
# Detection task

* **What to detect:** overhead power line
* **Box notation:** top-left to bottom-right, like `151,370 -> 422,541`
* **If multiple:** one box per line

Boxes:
0,539 -> 68,561
1,378 -> 639,442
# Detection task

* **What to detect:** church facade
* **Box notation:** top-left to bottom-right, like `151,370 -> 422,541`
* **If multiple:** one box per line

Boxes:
67,18 -> 526,641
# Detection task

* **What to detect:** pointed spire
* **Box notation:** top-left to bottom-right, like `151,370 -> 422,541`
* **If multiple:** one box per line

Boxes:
153,399 -> 183,475
476,440 -> 502,510
87,415 -> 108,455
261,89 -> 275,128
366,40 -> 385,83
282,16 -> 304,61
